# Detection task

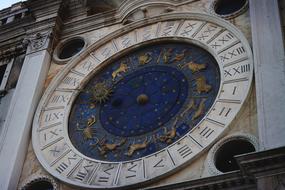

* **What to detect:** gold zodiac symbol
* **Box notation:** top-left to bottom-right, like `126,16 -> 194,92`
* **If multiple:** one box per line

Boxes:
127,138 -> 149,157
76,116 -> 96,140
92,82 -> 112,103
180,99 -> 196,118
183,61 -> 207,72
192,98 -> 206,120
112,62 -> 129,80
139,52 -> 152,65
163,48 -> 173,64
157,48 -> 173,64
93,138 -> 126,155
173,49 -> 187,62
159,127 -> 177,144
195,76 -> 212,94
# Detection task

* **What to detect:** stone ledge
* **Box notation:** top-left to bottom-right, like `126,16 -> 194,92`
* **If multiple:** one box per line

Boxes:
145,171 -> 256,190
236,146 -> 285,178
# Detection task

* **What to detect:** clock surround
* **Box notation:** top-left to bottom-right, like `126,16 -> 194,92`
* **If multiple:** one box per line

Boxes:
32,13 -> 253,189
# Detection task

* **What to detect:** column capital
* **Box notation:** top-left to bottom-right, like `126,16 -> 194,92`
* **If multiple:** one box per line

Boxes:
23,30 -> 53,54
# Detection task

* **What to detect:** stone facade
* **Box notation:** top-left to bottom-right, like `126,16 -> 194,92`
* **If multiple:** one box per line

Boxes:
0,0 -> 284,190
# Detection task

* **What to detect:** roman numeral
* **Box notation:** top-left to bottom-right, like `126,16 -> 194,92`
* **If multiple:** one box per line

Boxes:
126,164 -> 137,178
204,26 -> 217,34
55,153 -> 78,174
143,33 -> 151,40
44,129 -> 59,141
97,166 -> 114,183
98,176 -> 109,183
219,45 -> 246,63
51,95 -> 67,104
121,36 -> 131,48
101,47 -> 112,58
103,166 -> 114,175
75,171 -> 87,181
218,32 -> 234,44
142,26 -> 152,40
56,162 -> 68,173
236,47 -> 245,54
153,159 -> 164,168
219,107 -> 232,117
49,146 -> 60,156
211,42 -> 221,49
198,34 -> 208,40
74,163 -> 94,182
224,64 -> 250,78
161,22 -> 175,36
44,112 -> 61,122
220,54 -> 229,62
241,64 -> 250,72
177,145 -> 192,158
200,126 -> 214,138
82,61 -> 95,72
181,22 -> 197,36
62,76 -> 79,86
232,86 -> 237,95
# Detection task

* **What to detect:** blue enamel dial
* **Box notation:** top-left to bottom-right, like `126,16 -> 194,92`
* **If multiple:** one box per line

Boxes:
100,65 -> 188,137
68,42 -> 220,161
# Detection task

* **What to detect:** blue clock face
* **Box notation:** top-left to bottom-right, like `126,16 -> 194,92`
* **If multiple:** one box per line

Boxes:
68,41 -> 220,161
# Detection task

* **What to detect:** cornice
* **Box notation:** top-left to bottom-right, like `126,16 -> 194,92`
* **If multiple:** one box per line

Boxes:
145,171 -> 256,190
236,146 -> 285,178
0,0 -> 63,58
60,0 -> 199,38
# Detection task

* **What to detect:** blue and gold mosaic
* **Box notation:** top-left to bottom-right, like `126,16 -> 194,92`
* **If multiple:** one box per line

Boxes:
68,42 -> 220,161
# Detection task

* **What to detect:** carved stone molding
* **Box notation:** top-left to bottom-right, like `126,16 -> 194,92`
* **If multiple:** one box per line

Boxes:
235,146 -> 285,178
23,31 -> 53,54
0,43 -> 26,60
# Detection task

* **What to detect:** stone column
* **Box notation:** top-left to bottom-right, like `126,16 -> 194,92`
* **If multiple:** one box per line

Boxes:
249,0 -> 285,189
0,31 -> 53,190
249,0 -> 285,150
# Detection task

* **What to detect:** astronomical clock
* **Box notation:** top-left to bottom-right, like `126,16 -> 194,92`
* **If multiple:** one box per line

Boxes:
32,13 -> 253,189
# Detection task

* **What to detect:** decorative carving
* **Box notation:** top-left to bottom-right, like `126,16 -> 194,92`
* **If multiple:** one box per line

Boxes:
183,61 -> 207,72
196,76 -> 212,93
92,82 -> 112,103
180,99 -> 196,117
112,62 -> 129,80
76,116 -> 96,140
157,48 -> 173,64
127,138 -> 149,156
94,138 -> 126,155
23,31 -> 52,53
192,98 -> 206,120
173,49 -> 187,62
159,127 -> 177,144
139,52 -> 152,65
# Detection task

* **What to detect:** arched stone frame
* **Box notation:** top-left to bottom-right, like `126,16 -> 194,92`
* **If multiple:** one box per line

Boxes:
209,0 -> 249,20
52,36 -> 88,65
205,133 -> 259,176
32,12 -> 254,189
19,174 -> 59,190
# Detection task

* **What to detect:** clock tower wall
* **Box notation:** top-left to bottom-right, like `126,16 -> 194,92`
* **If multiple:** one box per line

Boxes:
0,0 -> 283,190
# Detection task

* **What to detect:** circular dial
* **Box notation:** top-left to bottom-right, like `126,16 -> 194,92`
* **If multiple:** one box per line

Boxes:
32,14 -> 253,189
68,42 -> 220,162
